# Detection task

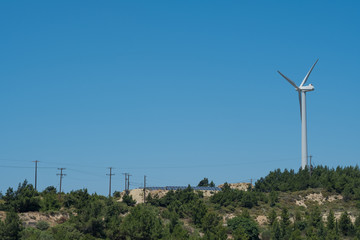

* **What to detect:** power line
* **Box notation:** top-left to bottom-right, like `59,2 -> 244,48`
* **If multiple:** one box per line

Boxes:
0,165 -> 55,169
67,168 -> 104,178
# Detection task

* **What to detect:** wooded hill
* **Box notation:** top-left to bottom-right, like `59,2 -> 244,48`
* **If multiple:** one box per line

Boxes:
1,165 -> 360,239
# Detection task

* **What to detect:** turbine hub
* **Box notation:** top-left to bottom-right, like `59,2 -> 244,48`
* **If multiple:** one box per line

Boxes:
300,84 -> 314,92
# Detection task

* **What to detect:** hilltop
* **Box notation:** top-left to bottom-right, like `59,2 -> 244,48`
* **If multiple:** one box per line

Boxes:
1,165 -> 360,239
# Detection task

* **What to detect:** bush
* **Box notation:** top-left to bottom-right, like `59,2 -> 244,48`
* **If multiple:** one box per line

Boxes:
120,205 -> 164,239
0,210 -> 23,240
227,215 -> 260,240
36,221 -> 50,231
339,211 -> 354,236
122,194 -> 136,206
211,186 -> 259,209
2,180 -> 40,212
112,191 -> 121,198
51,223 -> 85,240
63,189 -> 90,209
198,178 -> 216,187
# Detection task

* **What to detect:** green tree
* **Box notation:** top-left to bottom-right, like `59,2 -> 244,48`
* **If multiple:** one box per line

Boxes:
104,199 -> 127,239
63,189 -> 91,210
1,211 -> 23,240
197,178 -> 216,188
289,229 -> 303,240
233,226 -> 249,240
36,221 -> 50,231
40,190 -> 61,212
20,227 -> 55,240
281,207 -> 291,238
51,223 -> 86,240
268,209 -> 277,226
227,215 -> 260,240
122,194 -> 136,206
42,186 -> 57,194
309,206 -> 322,228
191,199 -> 207,226
198,178 -> 209,187
2,180 -> 40,212
327,210 -> 335,230
269,191 -> 279,207
294,210 -> 306,231
339,211 -> 354,236
202,212 -> 220,234
355,214 -> 360,228
120,204 -> 164,240
317,220 -> 327,239
71,198 -> 106,238
271,220 -> 281,240
20,227 -> 42,240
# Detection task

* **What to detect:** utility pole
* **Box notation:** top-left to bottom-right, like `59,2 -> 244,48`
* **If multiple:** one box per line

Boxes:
309,155 -> 313,177
122,173 -> 131,194
127,174 -> 131,192
33,160 -> 40,191
143,175 -> 146,203
107,167 -> 115,197
57,168 -> 66,198
122,173 -> 128,192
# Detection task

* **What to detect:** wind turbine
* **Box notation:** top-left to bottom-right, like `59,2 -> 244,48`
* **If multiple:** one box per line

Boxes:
278,59 -> 318,170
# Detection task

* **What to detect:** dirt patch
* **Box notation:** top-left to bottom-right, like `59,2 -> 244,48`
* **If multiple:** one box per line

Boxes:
223,213 -> 236,223
327,195 -> 343,202
331,212 -> 356,223
218,183 -> 251,191
1,211 -> 69,227
19,212 -> 69,227
295,193 -> 343,207
306,193 -> 324,205
256,215 -> 268,225
118,189 -> 147,204
118,188 -> 173,204
295,199 -> 307,208
121,188 -> 219,204
149,189 -> 169,199
0,211 -> 6,221
201,190 -> 217,197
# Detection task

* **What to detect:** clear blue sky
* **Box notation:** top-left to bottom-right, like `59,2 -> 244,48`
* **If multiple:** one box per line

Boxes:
1,1 -> 359,196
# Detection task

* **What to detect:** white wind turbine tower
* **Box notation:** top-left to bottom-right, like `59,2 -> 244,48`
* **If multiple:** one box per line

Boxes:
278,59 -> 318,170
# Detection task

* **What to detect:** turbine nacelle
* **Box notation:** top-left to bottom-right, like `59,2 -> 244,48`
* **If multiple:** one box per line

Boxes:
299,84 -> 314,92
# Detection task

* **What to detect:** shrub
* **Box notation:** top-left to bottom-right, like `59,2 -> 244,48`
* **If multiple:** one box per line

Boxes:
36,221 -> 50,231
122,194 -> 136,207
227,215 -> 260,240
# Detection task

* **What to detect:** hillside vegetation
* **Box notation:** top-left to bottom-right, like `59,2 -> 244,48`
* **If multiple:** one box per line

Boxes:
1,165 -> 360,239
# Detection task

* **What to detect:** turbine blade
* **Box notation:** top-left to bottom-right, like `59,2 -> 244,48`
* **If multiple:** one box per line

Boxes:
300,59 -> 319,87
298,91 -> 302,120
278,71 -> 299,90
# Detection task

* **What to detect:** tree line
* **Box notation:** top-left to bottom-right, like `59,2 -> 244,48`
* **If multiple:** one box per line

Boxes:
1,166 -> 360,239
